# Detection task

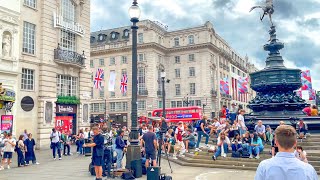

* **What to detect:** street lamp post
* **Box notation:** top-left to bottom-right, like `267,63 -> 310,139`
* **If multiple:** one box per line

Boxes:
126,0 -> 142,173
183,94 -> 192,107
161,70 -> 166,118
202,98 -> 208,115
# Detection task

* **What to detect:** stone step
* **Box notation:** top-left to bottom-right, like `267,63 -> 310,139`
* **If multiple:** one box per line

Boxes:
165,156 -> 320,174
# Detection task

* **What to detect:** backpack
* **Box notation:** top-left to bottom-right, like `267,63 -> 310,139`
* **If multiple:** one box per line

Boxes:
14,140 -> 19,152
241,150 -> 250,158
195,120 -> 202,129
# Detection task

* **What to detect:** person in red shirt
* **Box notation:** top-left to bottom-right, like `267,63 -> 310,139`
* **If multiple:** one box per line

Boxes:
220,105 -> 227,124
303,105 -> 311,116
173,122 -> 185,159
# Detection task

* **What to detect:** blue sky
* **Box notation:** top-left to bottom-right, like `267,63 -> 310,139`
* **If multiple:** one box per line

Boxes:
91,0 -> 320,90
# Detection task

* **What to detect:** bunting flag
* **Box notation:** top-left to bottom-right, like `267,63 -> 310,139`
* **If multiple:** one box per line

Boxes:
238,76 -> 248,94
220,77 -> 229,95
108,71 -> 116,92
93,68 -> 104,90
120,74 -> 128,94
301,70 -> 312,90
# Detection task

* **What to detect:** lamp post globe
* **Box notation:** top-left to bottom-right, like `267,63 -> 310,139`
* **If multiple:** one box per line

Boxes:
128,1 -> 141,21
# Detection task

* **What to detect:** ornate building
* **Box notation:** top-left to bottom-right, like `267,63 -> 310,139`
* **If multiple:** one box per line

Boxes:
13,0 -> 91,148
90,20 -> 257,126
0,0 -> 20,136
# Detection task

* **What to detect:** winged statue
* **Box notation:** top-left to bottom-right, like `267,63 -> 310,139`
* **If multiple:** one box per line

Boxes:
250,0 -> 274,26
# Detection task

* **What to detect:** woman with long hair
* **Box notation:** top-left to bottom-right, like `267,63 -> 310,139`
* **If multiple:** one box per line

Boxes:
248,133 -> 264,159
212,132 -> 231,160
16,135 -> 25,167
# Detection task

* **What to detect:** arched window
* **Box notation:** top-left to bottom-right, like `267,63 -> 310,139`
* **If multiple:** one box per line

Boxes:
188,35 -> 194,44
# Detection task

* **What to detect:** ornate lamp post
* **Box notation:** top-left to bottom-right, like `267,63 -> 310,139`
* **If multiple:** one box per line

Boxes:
161,70 -> 166,118
183,94 -> 192,107
126,0 -> 142,172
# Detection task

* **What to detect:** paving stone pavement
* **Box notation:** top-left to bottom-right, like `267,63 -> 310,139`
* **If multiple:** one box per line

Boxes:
0,147 -> 318,180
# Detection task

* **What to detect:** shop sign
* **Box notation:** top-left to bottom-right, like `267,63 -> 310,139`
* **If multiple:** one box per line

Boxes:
56,104 -> 77,114
0,83 -> 15,102
53,12 -> 84,37
1,115 -> 13,133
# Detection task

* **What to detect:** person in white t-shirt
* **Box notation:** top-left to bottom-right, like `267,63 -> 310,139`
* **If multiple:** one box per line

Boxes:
294,146 -> 308,163
237,109 -> 247,137
84,128 -> 89,142
0,133 -> 16,170
50,128 -> 62,160
212,133 -> 231,160
209,118 -> 221,136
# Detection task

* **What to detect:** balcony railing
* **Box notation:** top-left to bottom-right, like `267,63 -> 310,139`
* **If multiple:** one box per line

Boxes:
54,47 -> 85,68
138,89 -> 148,96
211,90 -> 217,97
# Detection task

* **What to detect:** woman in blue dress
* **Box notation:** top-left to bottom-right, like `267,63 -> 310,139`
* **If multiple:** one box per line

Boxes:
24,133 -> 39,165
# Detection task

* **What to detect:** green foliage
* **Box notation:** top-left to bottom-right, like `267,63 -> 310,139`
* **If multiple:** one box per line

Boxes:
56,95 -> 80,105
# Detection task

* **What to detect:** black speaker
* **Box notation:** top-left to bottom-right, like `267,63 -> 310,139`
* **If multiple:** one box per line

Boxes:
131,159 -> 142,178
147,166 -> 161,180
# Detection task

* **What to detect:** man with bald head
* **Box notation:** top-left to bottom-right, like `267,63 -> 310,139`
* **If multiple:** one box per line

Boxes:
254,120 -> 266,142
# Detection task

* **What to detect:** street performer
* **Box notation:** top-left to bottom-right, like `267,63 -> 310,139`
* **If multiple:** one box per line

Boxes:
83,126 -> 104,180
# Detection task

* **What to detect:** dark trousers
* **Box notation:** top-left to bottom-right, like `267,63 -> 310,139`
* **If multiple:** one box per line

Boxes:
17,149 -> 25,166
63,143 -> 70,155
299,128 -> 308,135
52,142 -> 61,158
103,148 -> 112,176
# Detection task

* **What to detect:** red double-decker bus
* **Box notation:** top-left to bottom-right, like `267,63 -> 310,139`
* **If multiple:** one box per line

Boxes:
151,106 -> 203,122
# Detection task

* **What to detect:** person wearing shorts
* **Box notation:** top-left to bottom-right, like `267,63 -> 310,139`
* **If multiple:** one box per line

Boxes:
0,133 -> 16,170
142,125 -> 157,167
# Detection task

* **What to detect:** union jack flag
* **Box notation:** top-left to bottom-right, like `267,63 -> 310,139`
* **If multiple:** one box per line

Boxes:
94,68 -> 104,90
120,74 -> 128,94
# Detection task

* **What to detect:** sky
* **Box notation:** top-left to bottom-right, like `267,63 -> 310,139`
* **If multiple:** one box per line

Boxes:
91,0 -> 320,90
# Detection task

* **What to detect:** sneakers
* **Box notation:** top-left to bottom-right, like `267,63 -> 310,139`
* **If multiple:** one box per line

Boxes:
179,154 -> 185,157
172,155 -> 178,160
7,165 -> 10,169
249,155 -> 253,159
205,144 -> 210,148
53,158 -> 56,160
59,158 -> 62,160
0,166 -> 4,171
212,155 -> 216,161
35,162 -> 40,165
195,148 -> 202,152
255,155 -> 260,159
222,153 -> 227,158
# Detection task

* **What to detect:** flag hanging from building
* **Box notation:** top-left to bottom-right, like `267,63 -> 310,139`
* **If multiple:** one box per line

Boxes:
220,77 -> 229,95
120,74 -> 128,94
237,76 -> 248,94
301,70 -> 312,90
108,71 -> 116,92
93,68 -> 104,90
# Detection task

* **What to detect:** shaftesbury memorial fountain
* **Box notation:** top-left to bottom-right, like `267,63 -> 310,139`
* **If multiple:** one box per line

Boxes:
245,0 -> 320,128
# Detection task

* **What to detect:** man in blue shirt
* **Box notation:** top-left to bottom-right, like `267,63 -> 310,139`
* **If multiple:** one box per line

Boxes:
83,126 -> 104,180
255,125 -> 318,180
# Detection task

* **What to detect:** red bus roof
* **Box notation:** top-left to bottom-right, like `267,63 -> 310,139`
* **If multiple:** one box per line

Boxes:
152,106 -> 202,112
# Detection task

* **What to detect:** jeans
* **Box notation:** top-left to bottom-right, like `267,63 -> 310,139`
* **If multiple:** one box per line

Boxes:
189,141 -> 196,148
17,149 -> 25,166
63,143 -> 70,155
249,146 -> 264,156
240,128 -> 246,137
299,128 -> 308,135
78,140 -> 85,155
214,143 -> 229,158
52,142 -> 61,158
115,148 -> 124,169
196,131 -> 209,148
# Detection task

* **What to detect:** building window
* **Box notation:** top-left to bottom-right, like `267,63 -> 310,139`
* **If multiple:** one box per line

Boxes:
175,84 -> 181,96
232,66 -> 235,73
110,92 -> 115,97
110,57 -> 115,65
121,56 -> 127,64
61,0 -> 75,22
138,54 -> 144,62
60,29 -> 76,51
99,59 -> 104,66
122,102 -> 128,111
188,35 -> 194,44
109,102 -> 115,111
115,102 -> 122,111
177,101 -> 183,107
99,103 -> 105,112
174,37 -> 179,46
175,56 -> 180,64
121,69 -> 127,76
90,60 -> 94,68
93,103 -> 100,112
138,67 -> 146,92
91,87 -> 93,98
171,101 -> 177,108
243,72 -> 246,77
99,89 -> 104,98
237,69 -> 240,76
189,83 -> 196,95
138,33 -> 143,43
189,67 -> 195,77
138,100 -> 146,110
195,100 -> 201,106
189,54 -> 195,61
189,100 -> 195,106
56,75 -> 78,96
23,21 -> 36,54
24,0 -> 36,8
21,68 -> 34,90
158,101 -> 162,108
175,69 -> 180,78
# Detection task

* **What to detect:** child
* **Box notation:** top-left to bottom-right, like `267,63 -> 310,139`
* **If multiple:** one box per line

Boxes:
173,122 -> 186,159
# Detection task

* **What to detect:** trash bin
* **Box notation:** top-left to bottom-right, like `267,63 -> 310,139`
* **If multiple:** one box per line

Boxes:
131,159 -> 143,178
147,166 -> 161,180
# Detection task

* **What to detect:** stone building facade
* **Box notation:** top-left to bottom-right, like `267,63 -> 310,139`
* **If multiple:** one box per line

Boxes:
9,0 -> 91,148
0,0 -> 21,136
90,20 -> 257,126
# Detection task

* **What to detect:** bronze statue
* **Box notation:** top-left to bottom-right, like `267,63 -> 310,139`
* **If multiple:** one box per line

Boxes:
250,0 -> 274,26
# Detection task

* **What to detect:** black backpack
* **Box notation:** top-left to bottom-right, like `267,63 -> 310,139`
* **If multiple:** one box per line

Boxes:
14,140 -> 19,152
121,171 -> 135,179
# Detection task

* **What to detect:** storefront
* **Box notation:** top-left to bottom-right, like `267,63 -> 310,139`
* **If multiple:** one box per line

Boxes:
109,113 -> 128,128
0,87 -> 15,133
55,104 -> 77,135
